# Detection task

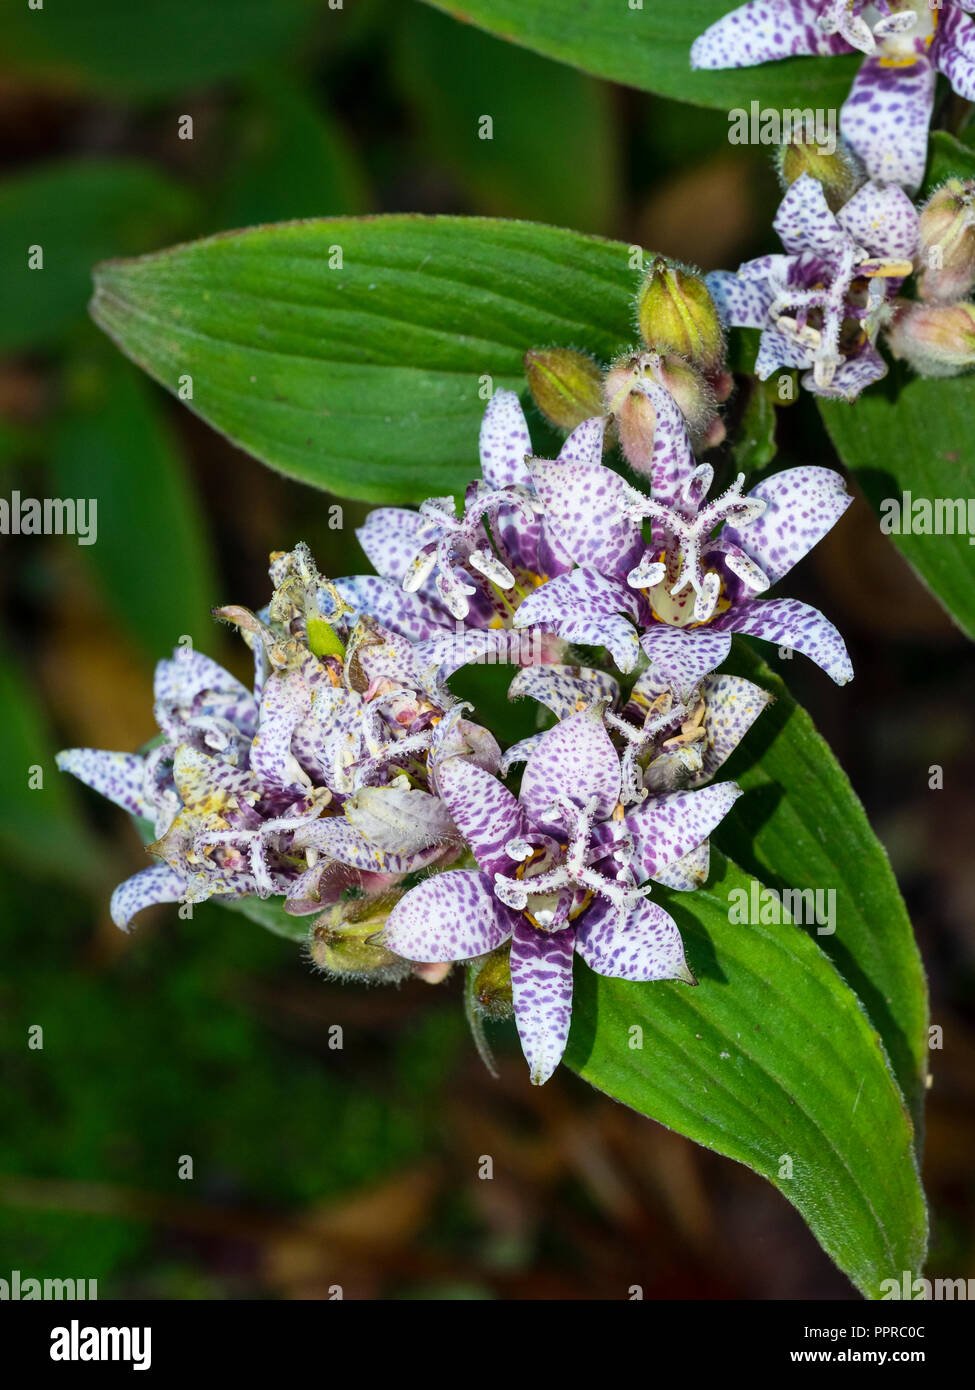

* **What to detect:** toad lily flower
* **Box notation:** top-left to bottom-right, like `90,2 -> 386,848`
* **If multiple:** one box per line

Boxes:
503,662 -> 771,890
337,390 -> 577,679
506,662 -> 772,804
692,1 -> 975,191
380,707 -> 741,1083
57,546 -> 492,928
514,379 -> 853,687
708,174 -> 918,398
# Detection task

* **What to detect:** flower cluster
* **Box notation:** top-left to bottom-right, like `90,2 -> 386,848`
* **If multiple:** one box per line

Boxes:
692,0 -> 975,395
60,357 -> 857,1086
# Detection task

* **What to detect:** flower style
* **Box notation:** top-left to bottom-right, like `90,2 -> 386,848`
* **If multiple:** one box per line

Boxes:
691,1 -> 975,191
57,546 -> 494,929
336,389 -> 579,679
513,378 -> 854,686
381,706 -> 741,1083
708,175 -> 918,398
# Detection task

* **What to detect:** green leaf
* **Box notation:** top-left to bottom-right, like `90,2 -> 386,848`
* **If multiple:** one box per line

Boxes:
715,642 -> 928,1132
421,0 -> 859,111
818,366 -> 975,642
728,376 -> 779,472
0,160 -> 194,353
566,853 -> 927,1299
0,0 -> 318,99
50,351 -> 218,662
90,215 -> 643,502
924,129 -> 975,190
394,4 -> 621,235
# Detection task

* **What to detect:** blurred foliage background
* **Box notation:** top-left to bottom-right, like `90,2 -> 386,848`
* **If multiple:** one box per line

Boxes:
1,0 -> 973,1299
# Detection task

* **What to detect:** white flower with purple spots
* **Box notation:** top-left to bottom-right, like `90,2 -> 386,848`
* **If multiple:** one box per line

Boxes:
708,174 -> 918,398
57,547 -> 492,929
511,378 -> 853,686
381,706 -> 741,1083
336,390 -> 578,680
691,0 -> 975,191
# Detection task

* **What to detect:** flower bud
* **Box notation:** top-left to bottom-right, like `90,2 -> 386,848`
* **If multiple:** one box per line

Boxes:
308,904 -> 412,983
777,138 -> 862,211
604,352 -> 723,474
636,258 -> 726,376
470,947 -> 513,1020
886,300 -> 975,378
523,347 -> 606,432
915,178 -> 975,304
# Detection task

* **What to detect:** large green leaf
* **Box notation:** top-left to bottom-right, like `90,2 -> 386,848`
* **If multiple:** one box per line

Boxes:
715,643 -> 929,1132
0,0 -> 318,99
0,160 -> 194,353
90,216 -> 642,502
394,4 -> 620,234
818,370 -> 975,642
421,0 -> 859,110
566,854 -> 927,1299
50,352 -> 218,662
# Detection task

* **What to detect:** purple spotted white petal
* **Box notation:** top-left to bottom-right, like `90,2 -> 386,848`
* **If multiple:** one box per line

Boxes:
334,574 -> 448,643
528,448 -> 643,579
755,326 -> 813,378
840,52 -> 936,191
520,706 -> 621,827
938,4 -> 975,100
355,508 -> 424,585
509,919 -> 576,1085
153,649 -> 251,712
111,864 -> 186,931
652,840 -> 712,892
721,465 -> 852,586
715,596 -> 854,684
626,782 -> 742,880
696,675 -> 774,783
632,376 -> 698,507
56,749 -> 150,818
707,268 -> 778,330
575,896 -> 692,981
435,757 -> 533,876
803,344 -> 887,399
508,663 -> 621,720
513,568 -> 642,672
773,174 -> 844,255
690,0 -> 853,69
553,414 -> 606,468
498,733 -> 545,777
382,869 -> 514,962
639,626 -> 733,700
478,389 -> 533,490
835,181 -> 920,259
